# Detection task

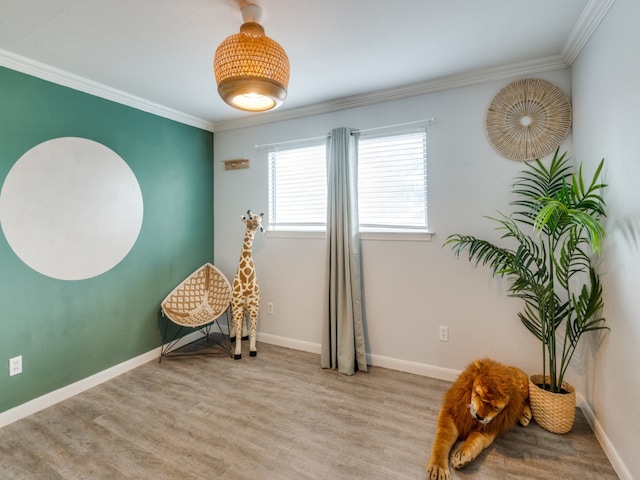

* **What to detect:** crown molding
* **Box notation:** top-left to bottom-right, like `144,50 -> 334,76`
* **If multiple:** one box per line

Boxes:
0,48 -> 215,133
0,0 -> 613,135
213,0 -> 615,132
561,0 -> 616,65
212,55 -> 570,132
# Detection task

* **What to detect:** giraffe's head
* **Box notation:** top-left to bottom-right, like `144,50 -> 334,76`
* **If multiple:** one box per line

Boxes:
242,210 -> 264,233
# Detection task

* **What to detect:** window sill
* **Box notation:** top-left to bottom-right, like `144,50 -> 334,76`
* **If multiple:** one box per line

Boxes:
266,230 -> 433,242
266,230 -> 325,240
361,231 -> 432,242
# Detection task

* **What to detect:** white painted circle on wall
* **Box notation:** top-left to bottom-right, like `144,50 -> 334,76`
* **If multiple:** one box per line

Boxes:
0,137 -> 144,280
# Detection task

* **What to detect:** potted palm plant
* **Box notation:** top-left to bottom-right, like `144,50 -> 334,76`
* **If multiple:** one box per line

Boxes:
444,149 -> 608,433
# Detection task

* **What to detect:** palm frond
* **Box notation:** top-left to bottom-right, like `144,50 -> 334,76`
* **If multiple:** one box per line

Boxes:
443,234 -> 515,276
511,151 -> 573,231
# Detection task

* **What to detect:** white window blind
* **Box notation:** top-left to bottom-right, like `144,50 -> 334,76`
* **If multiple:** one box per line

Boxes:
267,141 -> 326,231
358,128 -> 428,231
267,126 -> 428,233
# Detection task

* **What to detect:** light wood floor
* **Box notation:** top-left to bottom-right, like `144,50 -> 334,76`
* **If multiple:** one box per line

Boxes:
0,340 -> 618,479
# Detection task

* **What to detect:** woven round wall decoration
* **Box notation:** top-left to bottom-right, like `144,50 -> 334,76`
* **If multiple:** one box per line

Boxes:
486,78 -> 572,161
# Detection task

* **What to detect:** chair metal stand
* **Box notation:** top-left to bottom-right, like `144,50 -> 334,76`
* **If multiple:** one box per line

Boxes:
159,308 -> 233,362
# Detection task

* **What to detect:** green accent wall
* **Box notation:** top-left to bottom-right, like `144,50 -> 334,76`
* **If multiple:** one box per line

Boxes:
0,67 -> 214,413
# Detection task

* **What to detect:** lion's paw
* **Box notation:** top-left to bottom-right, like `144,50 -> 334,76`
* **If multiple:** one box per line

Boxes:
519,404 -> 532,427
426,464 -> 451,480
451,448 -> 474,470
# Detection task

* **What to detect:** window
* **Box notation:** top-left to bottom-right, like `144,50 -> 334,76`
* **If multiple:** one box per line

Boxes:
268,141 -> 326,231
358,129 -> 427,231
267,127 -> 428,234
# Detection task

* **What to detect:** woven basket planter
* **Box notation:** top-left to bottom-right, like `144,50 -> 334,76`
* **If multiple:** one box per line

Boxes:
529,375 -> 576,434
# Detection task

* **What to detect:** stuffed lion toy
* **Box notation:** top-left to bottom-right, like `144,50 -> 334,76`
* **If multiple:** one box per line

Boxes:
426,358 -> 531,480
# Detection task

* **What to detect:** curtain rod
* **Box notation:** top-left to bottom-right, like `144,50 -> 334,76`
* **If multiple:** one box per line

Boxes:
254,117 -> 435,149
353,117 -> 435,135
255,134 -> 328,149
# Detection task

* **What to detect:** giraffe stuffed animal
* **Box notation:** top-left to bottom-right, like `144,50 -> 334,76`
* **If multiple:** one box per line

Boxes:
231,210 -> 264,360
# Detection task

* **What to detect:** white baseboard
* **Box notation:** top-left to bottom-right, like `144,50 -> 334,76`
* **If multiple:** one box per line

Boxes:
257,332 -> 322,354
367,352 -> 461,382
257,333 -> 461,381
0,330 -> 204,429
578,396 -> 632,480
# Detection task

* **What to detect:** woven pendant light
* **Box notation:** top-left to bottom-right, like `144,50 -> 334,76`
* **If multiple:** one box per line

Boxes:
214,4 -> 290,112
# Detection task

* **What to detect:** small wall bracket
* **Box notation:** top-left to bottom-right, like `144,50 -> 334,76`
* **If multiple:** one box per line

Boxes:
223,158 -> 250,170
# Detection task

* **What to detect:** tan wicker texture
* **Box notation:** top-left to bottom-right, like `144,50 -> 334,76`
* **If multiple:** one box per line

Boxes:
214,22 -> 290,89
161,263 -> 232,328
529,375 -> 576,434
486,78 -> 572,161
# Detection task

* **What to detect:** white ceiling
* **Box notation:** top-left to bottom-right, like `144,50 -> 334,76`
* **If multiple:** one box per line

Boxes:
0,0 -> 610,131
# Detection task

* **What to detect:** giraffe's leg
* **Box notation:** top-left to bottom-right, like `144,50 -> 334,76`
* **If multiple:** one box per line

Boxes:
230,279 -> 241,343
241,315 -> 249,340
231,305 -> 244,360
248,314 -> 257,357
247,293 -> 259,356
229,315 -> 248,341
229,323 -> 236,342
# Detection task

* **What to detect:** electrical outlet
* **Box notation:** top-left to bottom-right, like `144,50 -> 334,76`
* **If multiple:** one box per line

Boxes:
439,326 -> 449,342
9,355 -> 22,376
267,302 -> 274,315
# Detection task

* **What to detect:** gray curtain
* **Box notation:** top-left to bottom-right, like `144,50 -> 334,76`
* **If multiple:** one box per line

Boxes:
321,127 -> 368,375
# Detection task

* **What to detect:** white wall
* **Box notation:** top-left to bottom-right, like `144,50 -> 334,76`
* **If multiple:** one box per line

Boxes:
571,0 -> 640,478
214,69 -> 572,381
